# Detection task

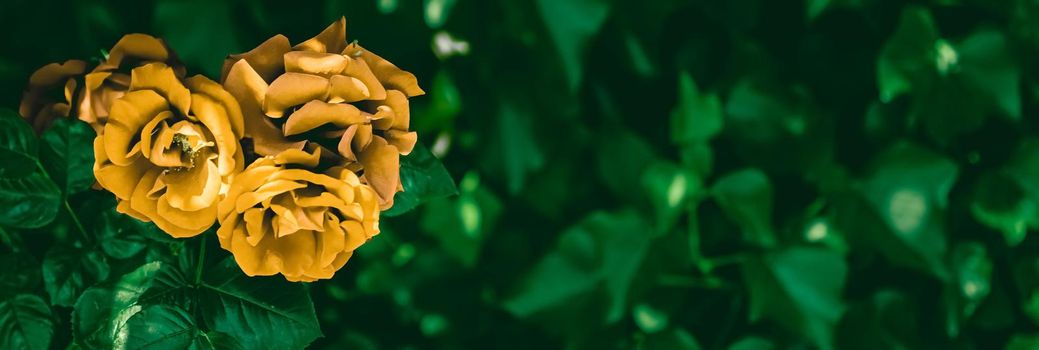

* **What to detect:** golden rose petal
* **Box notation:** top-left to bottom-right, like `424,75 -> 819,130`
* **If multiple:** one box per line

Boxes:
94,138 -> 151,200
349,43 -> 424,97
26,60 -> 86,89
284,51 -> 349,76
156,194 -> 217,237
101,34 -> 170,70
139,110 -> 173,159
186,75 -> 245,138
283,100 -> 364,136
221,34 -> 291,83
357,137 -> 401,210
342,56 -> 386,100
104,90 -> 168,166
223,60 -> 305,156
328,75 -> 370,103
384,130 -> 418,155
189,91 -> 240,177
273,147 -> 321,168
263,73 -> 330,118
129,63 -> 191,115
163,159 -> 221,211
294,17 -> 347,54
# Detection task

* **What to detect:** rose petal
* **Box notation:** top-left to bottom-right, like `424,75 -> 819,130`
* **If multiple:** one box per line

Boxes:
104,90 -> 169,166
221,34 -> 291,82
263,73 -> 330,118
283,100 -> 364,136
294,17 -> 347,54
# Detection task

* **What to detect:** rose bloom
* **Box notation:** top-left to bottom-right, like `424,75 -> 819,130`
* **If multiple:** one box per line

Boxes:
221,17 -> 423,210
19,34 -> 182,134
217,148 -> 380,282
94,62 -> 245,237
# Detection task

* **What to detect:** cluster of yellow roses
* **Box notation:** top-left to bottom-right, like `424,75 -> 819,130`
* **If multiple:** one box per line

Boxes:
19,18 -> 423,282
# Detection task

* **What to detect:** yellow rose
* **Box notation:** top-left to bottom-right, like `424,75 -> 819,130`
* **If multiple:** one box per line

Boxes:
18,34 -> 183,134
216,148 -> 380,282
221,17 -> 424,210
93,62 -> 245,238
19,60 -> 87,133
79,34 -> 185,133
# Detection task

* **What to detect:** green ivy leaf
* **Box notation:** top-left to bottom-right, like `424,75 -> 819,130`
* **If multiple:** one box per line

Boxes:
712,169 -> 775,247
670,71 -> 723,145
383,143 -> 457,217
728,337 -> 775,350
0,294 -> 54,350
420,172 -> 502,267
637,328 -> 701,350
971,171 -> 1033,246
642,161 -> 701,233
876,6 -> 938,103
859,142 -> 956,279
504,210 -> 649,323
0,109 -> 60,229
40,118 -> 95,195
597,127 -> 657,202
43,246 -> 109,307
1008,334 -> 1039,350
742,247 -> 847,350
943,243 -> 993,337
536,0 -> 611,90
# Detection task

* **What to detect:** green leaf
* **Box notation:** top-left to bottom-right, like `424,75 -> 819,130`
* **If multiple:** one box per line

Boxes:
40,118 -> 95,195
123,305 -> 211,350
728,337 -> 775,350
957,30 -> 1021,120
638,328 -> 701,350
197,257 -> 321,349
742,247 -> 846,350
420,172 -> 502,267
974,138 -> 1039,245
75,256 -> 321,350
0,109 -> 38,178
0,294 -> 54,350
859,142 -> 956,278
94,203 -> 155,259
73,262 -> 162,349
836,290 -> 921,350
1008,334 -> 1039,350
642,161 -> 701,232
487,102 -> 543,194
712,169 -> 775,247
943,243 -> 993,337
43,246 -> 109,307
0,109 -> 60,228
536,0 -> 611,90
876,6 -> 939,102
383,143 -> 457,217
0,251 -> 41,296
670,71 -> 723,145
971,171 -> 1033,245
504,211 -> 650,323
597,127 -> 657,201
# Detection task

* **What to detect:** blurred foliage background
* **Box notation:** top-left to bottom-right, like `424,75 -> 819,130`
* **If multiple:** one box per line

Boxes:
6,0 -> 1039,349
